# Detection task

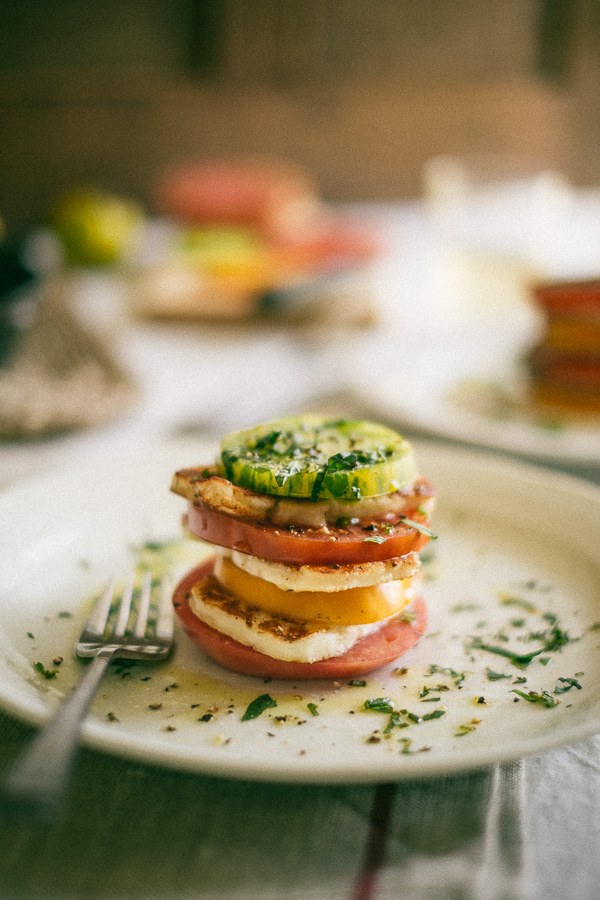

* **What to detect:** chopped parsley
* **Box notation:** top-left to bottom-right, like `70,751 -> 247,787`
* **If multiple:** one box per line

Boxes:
139,540 -> 168,552
486,668 -> 511,681
512,689 -> 559,708
554,677 -> 582,694
419,549 -> 436,565
310,465 -> 327,502
364,697 -> 394,713
399,516 -> 437,539
497,592 -> 537,613
382,707 -> 446,732
419,685 -> 447,701
34,662 -> 58,679
468,624 -> 572,668
241,693 -> 277,721
455,723 -> 477,736
406,709 -> 446,724
307,703 -> 319,716
421,708 -> 446,721
424,664 -> 467,687
384,712 -> 410,733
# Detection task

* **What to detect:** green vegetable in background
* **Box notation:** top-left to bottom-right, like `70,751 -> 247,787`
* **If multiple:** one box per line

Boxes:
49,188 -> 145,266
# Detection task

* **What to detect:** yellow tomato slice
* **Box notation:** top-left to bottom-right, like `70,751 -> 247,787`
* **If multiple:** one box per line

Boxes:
214,555 -> 411,627
548,320 -> 600,354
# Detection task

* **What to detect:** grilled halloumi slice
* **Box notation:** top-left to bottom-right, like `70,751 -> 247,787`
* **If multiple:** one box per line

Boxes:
221,547 -> 420,592
171,466 -> 435,529
189,573 -> 394,663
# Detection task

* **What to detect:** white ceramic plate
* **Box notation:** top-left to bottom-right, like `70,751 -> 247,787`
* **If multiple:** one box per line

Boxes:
1,439 -> 600,783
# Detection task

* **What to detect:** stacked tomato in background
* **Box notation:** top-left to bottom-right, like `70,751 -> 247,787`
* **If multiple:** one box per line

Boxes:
529,280 -> 600,414
171,416 -> 435,680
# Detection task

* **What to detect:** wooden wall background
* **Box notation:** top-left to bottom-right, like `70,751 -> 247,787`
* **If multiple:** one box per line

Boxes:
0,0 -> 598,236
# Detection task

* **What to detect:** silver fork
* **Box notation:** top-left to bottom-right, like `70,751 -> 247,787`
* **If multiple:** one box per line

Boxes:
0,570 -> 173,822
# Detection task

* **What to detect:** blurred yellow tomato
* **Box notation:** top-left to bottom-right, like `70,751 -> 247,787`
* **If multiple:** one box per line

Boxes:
50,189 -> 145,266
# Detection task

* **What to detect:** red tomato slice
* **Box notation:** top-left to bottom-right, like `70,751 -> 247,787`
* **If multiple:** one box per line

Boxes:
542,357 -> 600,387
186,501 -> 431,566
533,279 -> 600,314
154,160 -> 317,234
173,560 -> 427,680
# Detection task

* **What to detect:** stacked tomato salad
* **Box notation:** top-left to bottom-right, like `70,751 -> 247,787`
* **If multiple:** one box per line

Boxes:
171,416 -> 436,680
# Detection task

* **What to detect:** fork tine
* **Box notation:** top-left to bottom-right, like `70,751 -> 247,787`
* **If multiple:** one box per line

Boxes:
132,570 -> 151,639
155,575 -> 173,640
82,579 -> 116,638
112,571 -> 134,638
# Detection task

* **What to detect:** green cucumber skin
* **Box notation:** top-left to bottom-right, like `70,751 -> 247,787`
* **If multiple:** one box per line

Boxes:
222,455 -> 417,500
220,416 -> 417,501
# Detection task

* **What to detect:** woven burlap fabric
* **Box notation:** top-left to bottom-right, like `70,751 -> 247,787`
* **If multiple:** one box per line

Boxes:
0,280 -> 137,440
3,702 -> 600,900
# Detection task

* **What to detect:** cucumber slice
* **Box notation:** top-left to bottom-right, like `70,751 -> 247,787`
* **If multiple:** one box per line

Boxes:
220,416 -> 417,501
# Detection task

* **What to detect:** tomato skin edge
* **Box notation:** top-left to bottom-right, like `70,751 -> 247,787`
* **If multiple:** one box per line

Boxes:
185,500 -> 431,566
172,559 -> 427,680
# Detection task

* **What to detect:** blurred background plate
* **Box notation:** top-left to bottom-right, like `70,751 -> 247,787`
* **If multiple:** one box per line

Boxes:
349,326 -> 600,467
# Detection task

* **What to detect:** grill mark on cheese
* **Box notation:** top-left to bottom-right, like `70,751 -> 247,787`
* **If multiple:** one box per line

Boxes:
192,574 -> 319,641
196,575 -> 257,629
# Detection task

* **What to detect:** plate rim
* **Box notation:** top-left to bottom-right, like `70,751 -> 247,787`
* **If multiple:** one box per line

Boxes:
350,361 -> 600,467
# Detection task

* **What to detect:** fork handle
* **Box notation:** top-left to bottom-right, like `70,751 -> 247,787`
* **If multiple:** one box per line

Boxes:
0,653 -> 113,822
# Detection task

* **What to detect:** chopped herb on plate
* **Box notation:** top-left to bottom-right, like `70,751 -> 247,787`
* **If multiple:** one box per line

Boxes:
512,689 -> 559,708
241,693 -> 277,721
400,517 -> 437,539
554,677 -> 582,694
34,662 -> 58,679
364,697 -> 394,713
